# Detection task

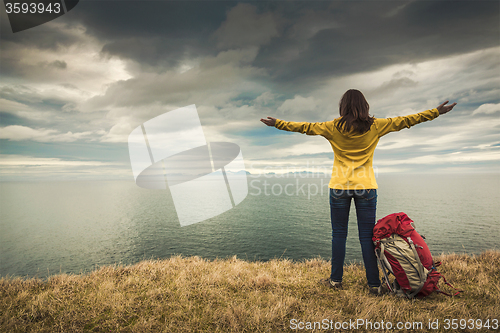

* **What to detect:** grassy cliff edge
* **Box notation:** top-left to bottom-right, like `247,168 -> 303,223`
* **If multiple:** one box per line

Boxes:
1,251 -> 499,332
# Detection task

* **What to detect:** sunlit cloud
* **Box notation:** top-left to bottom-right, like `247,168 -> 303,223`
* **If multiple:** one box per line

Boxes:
0,125 -> 97,142
0,154 -> 122,167
375,150 -> 500,166
472,103 -> 500,115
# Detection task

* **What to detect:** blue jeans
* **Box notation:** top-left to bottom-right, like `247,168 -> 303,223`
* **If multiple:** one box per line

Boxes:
329,188 -> 380,287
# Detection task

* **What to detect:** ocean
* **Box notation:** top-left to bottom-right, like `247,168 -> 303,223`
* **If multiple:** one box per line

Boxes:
1,173 -> 499,279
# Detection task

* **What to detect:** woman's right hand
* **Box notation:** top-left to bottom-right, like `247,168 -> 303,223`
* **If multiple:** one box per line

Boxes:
436,101 -> 457,115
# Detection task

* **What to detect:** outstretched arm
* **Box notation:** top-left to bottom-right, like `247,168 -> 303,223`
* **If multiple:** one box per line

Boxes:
377,101 -> 457,137
260,116 -> 331,136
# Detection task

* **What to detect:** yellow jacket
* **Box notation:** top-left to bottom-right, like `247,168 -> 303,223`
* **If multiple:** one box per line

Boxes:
274,108 -> 440,190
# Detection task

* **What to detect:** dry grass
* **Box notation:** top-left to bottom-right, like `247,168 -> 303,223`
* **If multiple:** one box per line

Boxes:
1,251 -> 499,332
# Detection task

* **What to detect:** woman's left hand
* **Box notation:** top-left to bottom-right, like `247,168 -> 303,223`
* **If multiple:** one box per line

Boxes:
260,116 -> 277,126
436,101 -> 457,115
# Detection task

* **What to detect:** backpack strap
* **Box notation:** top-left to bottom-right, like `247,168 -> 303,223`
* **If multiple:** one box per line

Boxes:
379,242 -> 395,275
406,237 -> 428,298
379,238 -> 396,243
375,247 -> 394,292
407,237 -> 426,280
436,273 -> 463,297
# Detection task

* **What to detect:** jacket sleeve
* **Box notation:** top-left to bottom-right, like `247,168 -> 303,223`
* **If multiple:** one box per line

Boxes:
376,108 -> 440,138
274,119 -> 331,137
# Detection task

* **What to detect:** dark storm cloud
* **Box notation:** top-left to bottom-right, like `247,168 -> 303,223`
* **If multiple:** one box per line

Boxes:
252,1 -> 499,93
67,1 -> 238,69
2,1 -> 497,86
72,1 -> 232,40
0,1 -> 234,77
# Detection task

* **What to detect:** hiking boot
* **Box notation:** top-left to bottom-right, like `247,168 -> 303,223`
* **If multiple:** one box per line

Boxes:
319,278 -> 343,289
368,284 -> 389,296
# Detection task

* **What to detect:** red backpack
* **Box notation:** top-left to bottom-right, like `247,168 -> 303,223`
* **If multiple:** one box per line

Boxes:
372,212 -> 461,298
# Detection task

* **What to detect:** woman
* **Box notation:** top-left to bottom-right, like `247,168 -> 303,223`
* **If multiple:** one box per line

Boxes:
260,89 -> 456,295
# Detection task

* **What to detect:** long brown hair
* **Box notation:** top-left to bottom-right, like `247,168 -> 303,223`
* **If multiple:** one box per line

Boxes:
335,89 -> 374,134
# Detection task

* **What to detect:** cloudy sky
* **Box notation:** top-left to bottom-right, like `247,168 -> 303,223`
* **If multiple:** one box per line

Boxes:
0,0 -> 499,181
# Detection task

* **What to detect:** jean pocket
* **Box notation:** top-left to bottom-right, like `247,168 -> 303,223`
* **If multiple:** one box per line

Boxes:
330,188 -> 345,200
360,189 -> 377,201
